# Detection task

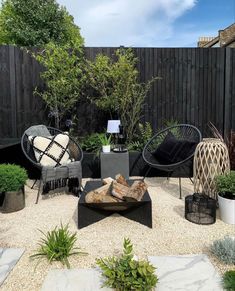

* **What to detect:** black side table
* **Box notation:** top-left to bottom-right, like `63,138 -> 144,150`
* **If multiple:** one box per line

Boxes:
100,151 -> 129,179
78,180 -> 152,229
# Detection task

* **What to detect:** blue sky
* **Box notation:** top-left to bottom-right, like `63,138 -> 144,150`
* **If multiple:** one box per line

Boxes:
58,0 -> 235,47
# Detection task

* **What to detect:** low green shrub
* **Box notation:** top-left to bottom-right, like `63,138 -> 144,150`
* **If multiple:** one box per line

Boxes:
222,270 -> 235,291
80,133 -> 103,153
31,223 -> 86,268
0,164 -> 28,192
96,238 -> 158,291
215,171 -> 235,195
128,122 -> 153,151
210,236 -> 235,264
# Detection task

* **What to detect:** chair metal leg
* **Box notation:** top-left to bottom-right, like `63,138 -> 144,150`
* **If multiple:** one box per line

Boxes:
179,177 -> 182,199
143,166 -> 152,180
35,178 -> 42,204
31,179 -> 37,189
189,177 -> 193,184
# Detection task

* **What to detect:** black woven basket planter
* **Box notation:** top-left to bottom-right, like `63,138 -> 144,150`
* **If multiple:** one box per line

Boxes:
185,193 -> 216,225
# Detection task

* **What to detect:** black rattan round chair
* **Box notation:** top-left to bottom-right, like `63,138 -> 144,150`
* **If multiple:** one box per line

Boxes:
142,124 -> 202,198
21,124 -> 83,203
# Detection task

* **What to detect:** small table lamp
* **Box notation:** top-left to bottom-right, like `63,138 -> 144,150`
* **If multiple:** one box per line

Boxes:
107,120 -> 120,134
107,120 -> 120,151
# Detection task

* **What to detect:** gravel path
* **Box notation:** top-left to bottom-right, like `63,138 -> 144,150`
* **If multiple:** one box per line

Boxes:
0,177 -> 234,291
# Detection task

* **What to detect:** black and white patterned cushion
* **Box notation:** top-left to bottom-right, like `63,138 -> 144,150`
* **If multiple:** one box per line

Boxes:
29,134 -> 71,167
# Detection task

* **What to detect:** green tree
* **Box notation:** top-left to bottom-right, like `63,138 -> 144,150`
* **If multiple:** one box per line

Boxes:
86,48 -> 159,143
34,42 -> 85,129
0,0 -> 83,47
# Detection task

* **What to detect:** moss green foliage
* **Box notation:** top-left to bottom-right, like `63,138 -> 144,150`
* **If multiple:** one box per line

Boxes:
0,164 -> 27,192
34,42 -> 85,128
215,171 -> 235,195
80,133 -> 105,153
128,122 -> 153,151
86,48 -> 159,143
0,0 -> 83,47
31,223 -> 86,268
222,270 -> 235,291
210,236 -> 235,265
96,238 -> 158,290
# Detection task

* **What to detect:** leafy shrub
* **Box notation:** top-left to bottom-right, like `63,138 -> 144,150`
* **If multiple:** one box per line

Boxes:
86,48 -> 159,143
0,164 -> 28,192
31,223 -> 86,268
128,122 -> 153,151
34,42 -> 85,129
215,171 -> 235,195
80,133 -> 104,153
96,238 -> 158,291
210,236 -> 235,264
222,270 -> 235,291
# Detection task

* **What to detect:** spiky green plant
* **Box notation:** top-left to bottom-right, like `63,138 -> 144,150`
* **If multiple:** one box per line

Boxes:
222,270 -> 235,291
96,238 -> 158,291
31,223 -> 86,268
210,236 -> 235,265
128,122 -> 153,151
98,133 -> 112,146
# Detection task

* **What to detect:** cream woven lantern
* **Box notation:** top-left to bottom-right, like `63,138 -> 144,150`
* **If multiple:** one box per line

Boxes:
193,138 -> 230,199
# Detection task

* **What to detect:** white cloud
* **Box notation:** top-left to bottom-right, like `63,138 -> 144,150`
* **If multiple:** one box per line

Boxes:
58,0 -> 198,47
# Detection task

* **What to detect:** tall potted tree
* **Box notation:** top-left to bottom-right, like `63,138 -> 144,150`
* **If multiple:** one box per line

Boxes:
0,164 -> 28,213
215,171 -> 235,224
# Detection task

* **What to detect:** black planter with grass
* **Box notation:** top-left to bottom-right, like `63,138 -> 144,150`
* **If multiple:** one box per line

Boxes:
0,164 -> 28,213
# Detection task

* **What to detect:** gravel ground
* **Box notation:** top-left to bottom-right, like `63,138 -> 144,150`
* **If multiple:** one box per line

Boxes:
0,177 -> 234,291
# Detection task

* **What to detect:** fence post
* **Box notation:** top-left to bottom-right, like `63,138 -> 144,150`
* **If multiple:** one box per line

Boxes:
9,45 -> 17,137
223,48 -> 232,139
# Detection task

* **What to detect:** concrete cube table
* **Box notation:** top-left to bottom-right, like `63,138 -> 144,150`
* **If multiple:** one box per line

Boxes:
100,151 -> 129,179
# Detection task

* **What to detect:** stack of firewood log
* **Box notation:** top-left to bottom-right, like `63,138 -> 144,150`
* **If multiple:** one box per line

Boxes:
85,174 -> 147,203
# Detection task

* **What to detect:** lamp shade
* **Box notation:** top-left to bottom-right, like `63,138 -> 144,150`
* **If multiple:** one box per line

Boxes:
107,120 -> 120,133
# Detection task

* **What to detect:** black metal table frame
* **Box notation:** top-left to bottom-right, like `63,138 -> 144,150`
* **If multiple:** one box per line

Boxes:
78,180 -> 152,229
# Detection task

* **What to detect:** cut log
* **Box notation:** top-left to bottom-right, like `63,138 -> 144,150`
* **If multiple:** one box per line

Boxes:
115,174 -> 129,187
124,181 -> 147,202
102,177 -> 114,185
85,184 -> 111,203
111,181 -> 130,200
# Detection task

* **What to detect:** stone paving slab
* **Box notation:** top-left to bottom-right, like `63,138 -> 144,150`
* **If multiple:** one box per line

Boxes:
0,248 -> 25,286
41,254 -> 222,291
148,254 -> 222,291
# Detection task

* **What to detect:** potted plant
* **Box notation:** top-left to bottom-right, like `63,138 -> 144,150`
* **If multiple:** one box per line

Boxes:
0,164 -> 28,213
99,133 -> 112,153
215,171 -> 235,224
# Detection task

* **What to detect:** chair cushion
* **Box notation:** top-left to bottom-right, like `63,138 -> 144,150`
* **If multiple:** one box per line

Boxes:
152,132 -> 197,164
29,134 -> 71,167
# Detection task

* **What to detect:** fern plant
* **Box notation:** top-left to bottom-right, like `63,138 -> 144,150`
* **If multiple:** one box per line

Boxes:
96,238 -> 158,291
210,236 -> 235,264
31,223 -> 86,268
222,270 -> 235,291
128,122 -> 153,151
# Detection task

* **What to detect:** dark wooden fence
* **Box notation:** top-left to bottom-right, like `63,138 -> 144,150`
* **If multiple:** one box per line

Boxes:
0,45 -> 234,143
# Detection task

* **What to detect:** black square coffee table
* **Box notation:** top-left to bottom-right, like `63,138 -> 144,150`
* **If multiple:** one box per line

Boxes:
78,180 -> 152,229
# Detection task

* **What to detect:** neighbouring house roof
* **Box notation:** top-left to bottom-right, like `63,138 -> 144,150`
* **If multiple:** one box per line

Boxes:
198,23 -> 235,48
